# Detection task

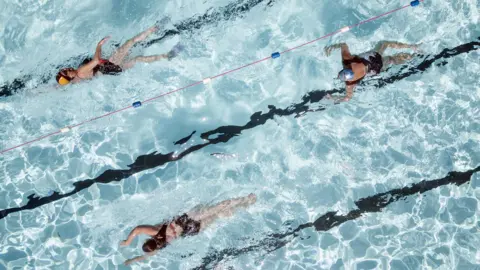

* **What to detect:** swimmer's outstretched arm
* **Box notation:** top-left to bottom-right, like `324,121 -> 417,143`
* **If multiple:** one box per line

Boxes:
77,36 -> 110,74
124,251 -> 157,265
324,43 -> 352,59
120,225 -> 159,246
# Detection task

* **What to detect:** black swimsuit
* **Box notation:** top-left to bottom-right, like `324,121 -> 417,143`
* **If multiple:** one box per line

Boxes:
153,224 -> 168,247
93,60 -> 122,75
152,214 -> 201,247
80,58 -> 123,76
342,52 -> 383,85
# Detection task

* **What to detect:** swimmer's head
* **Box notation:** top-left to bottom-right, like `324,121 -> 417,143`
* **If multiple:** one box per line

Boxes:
56,68 -> 77,85
142,238 -> 167,253
337,69 -> 355,81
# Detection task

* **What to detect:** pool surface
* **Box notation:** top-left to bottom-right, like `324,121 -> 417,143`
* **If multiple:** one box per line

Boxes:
0,0 -> 479,269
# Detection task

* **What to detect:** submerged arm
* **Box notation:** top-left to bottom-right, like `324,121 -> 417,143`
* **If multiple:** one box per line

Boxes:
124,251 -> 157,266
339,84 -> 355,102
344,84 -> 355,101
330,84 -> 355,103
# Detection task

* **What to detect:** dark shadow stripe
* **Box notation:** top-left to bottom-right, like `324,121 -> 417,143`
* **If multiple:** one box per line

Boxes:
0,0 -> 273,97
145,0 -> 273,47
193,166 -> 480,269
0,38 -> 478,220
174,131 -> 196,145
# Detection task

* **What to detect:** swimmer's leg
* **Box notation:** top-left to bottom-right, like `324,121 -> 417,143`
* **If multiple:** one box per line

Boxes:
188,194 -> 257,226
374,41 -> 419,55
121,54 -> 168,69
196,194 -> 257,229
382,53 -> 415,67
109,26 -> 157,65
120,44 -> 183,69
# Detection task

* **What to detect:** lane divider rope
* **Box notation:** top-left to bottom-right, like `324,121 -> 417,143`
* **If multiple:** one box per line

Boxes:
0,0 -> 423,155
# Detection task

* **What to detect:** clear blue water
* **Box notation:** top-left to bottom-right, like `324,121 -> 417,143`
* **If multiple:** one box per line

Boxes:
1,0 -> 479,269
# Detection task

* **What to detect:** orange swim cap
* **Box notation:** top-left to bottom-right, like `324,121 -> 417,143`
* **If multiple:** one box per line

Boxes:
58,76 -> 71,85
56,68 -> 75,85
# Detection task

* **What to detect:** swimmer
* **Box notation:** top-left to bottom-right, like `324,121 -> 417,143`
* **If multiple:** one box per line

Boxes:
120,193 -> 257,265
324,41 -> 421,102
55,26 -> 183,85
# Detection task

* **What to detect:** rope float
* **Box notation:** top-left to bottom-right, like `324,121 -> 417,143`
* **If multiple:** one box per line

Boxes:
0,0 -> 423,155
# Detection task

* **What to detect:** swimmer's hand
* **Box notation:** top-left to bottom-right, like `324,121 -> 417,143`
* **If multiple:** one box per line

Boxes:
339,97 -> 350,102
326,94 -> 349,103
412,43 -> 423,53
324,43 -> 346,57
324,46 -> 333,57
124,256 -> 143,266
98,36 -> 111,46
93,36 -> 110,63
119,240 -> 128,246
124,257 -> 144,266
124,252 -> 156,265
248,193 -> 257,204
333,96 -> 351,103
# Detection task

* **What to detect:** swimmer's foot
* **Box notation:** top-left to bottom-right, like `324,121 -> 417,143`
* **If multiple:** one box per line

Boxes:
133,26 -> 158,42
237,193 -> 257,208
412,43 -> 424,54
247,193 -> 257,204
156,17 -> 171,28
166,44 -> 184,61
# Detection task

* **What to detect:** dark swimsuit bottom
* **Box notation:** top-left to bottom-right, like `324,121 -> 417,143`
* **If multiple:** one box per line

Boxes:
152,214 -> 201,246
342,52 -> 383,85
80,58 -> 123,76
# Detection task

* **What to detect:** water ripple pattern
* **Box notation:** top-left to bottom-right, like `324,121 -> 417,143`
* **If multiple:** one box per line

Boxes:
0,0 -> 479,269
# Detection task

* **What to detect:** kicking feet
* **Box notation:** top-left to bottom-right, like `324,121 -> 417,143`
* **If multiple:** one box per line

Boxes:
412,43 -> 424,54
246,193 -> 257,205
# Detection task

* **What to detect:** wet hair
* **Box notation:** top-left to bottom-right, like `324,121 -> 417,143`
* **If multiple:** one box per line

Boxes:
142,237 -> 167,253
56,68 -> 75,83
142,239 -> 157,252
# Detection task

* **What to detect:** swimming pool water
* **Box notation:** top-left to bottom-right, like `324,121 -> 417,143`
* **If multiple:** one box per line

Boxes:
0,0 -> 479,269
